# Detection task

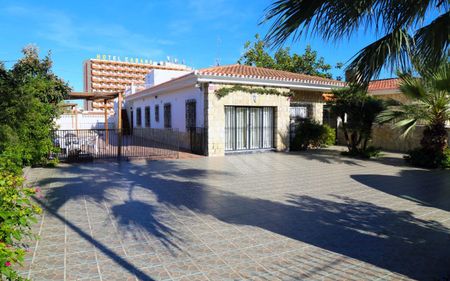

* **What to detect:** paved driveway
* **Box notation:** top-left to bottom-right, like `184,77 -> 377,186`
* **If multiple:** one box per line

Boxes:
23,151 -> 450,281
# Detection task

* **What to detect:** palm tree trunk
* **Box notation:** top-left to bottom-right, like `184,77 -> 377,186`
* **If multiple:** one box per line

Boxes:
421,122 -> 448,154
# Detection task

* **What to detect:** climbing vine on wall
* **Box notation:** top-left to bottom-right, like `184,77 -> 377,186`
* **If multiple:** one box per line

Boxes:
214,85 -> 294,99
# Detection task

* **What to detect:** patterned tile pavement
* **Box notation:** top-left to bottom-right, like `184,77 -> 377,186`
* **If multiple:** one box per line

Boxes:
21,150 -> 450,280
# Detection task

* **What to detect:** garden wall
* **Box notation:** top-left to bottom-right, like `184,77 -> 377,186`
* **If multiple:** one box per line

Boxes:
337,125 -> 450,153
56,113 -> 115,130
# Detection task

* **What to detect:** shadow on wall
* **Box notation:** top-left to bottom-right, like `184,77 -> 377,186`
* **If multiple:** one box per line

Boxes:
277,125 -> 290,151
39,158 -> 450,280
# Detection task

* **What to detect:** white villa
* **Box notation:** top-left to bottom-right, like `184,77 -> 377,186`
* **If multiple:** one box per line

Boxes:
124,64 -> 344,156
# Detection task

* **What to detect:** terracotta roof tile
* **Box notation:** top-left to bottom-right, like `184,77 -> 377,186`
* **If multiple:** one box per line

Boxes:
197,64 -> 344,86
368,78 -> 401,91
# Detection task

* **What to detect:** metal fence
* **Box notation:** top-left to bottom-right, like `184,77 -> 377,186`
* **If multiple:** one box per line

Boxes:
52,127 -> 206,162
188,127 -> 207,155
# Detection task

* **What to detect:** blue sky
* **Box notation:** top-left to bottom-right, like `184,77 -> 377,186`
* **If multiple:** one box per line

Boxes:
0,0 -> 426,91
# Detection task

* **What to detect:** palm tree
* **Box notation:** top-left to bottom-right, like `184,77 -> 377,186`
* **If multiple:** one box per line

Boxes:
377,62 -> 450,156
262,0 -> 449,84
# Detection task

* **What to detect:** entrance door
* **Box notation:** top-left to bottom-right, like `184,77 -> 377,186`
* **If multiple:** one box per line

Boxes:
225,106 -> 274,151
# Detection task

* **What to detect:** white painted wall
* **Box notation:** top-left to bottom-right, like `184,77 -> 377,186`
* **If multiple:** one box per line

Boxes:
56,113 -> 115,130
145,69 -> 191,87
126,85 -> 204,132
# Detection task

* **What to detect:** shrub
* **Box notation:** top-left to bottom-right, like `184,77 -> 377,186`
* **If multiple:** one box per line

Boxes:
441,149 -> 450,169
322,124 -> 336,146
342,146 -> 382,159
0,150 -> 42,280
292,120 -> 335,150
406,147 -> 450,169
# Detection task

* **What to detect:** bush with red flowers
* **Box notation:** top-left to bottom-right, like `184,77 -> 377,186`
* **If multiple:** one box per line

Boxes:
0,148 -> 42,280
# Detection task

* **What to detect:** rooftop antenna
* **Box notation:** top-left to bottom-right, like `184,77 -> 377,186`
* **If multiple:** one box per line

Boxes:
215,36 -> 221,66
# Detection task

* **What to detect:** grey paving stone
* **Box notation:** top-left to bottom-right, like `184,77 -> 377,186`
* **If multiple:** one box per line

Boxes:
24,151 -> 450,281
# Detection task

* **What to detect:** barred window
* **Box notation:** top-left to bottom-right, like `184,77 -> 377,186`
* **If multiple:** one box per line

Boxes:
185,99 -> 196,130
144,106 -> 150,127
164,103 -> 171,129
136,107 -> 142,127
290,103 -> 312,120
155,105 -> 160,122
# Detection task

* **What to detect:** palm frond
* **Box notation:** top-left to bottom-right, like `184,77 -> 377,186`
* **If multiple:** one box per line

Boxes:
398,74 -> 427,100
262,0 -> 438,47
263,0 -> 328,47
413,11 -> 450,72
394,118 -> 418,137
376,106 -> 406,124
376,102 -> 430,137
428,61 -> 450,93
346,29 -> 412,84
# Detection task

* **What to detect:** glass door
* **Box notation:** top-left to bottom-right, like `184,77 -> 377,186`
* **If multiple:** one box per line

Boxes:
262,107 -> 274,148
225,107 -> 235,151
224,106 -> 274,151
235,107 -> 248,150
249,107 -> 262,149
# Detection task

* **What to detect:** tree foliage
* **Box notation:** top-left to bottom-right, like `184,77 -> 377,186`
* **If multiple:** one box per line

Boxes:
262,0 -> 449,84
0,45 -> 67,280
0,45 -> 70,166
330,88 -> 385,156
238,34 -> 341,79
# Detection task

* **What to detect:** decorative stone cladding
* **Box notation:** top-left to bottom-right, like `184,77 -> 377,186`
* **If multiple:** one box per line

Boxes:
206,84 -> 291,156
337,124 -> 450,152
291,90 -> 326,124
372,93 -> 411,103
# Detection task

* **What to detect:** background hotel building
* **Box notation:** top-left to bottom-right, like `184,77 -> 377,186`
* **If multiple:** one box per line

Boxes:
83,58 -> 191,113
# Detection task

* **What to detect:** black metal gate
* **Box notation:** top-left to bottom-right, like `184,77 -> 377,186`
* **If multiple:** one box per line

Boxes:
188,127 -> 207,155
52,128 -> 181,162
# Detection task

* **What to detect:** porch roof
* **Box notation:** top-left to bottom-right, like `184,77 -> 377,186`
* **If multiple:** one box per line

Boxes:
68,91 -> 121,101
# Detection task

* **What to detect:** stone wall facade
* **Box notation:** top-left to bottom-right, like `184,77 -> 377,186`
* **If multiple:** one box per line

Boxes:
337,124 -> 450,152
372,93 -> 411,103
206,84 -> 291,156
291,90 -> 326,124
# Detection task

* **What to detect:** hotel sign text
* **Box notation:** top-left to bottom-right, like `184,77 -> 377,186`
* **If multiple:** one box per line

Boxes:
96,54 -> 152,64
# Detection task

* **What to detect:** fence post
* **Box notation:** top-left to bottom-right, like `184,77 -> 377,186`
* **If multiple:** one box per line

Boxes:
117,129 -> 122,160
176,129 -> 180,159
117,93 -> 123,160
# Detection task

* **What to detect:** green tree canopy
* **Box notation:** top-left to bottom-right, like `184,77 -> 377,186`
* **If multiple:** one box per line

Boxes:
0,45 -> 70,165
238,34 -> 341,79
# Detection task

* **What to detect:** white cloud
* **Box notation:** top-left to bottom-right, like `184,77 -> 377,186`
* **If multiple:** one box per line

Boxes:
3,4 -> 172,58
